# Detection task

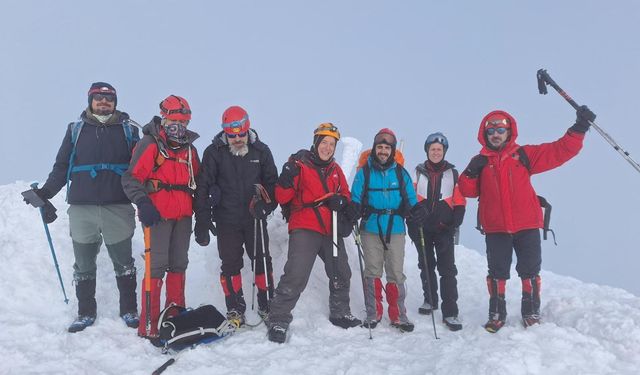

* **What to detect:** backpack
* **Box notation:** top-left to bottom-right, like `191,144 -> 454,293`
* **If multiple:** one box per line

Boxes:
157,303 -> 236,352
65,119 -> 139,200
475,147 -> 556,244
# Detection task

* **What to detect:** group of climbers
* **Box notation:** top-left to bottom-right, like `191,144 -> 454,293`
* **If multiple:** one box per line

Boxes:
28,81 -> 594,344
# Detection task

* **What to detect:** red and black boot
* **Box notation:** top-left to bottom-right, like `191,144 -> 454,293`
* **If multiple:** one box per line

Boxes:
521,275 -> 541,327
484,277 -> 507,333
220,273 -> 246,327
165,272 -> 186,308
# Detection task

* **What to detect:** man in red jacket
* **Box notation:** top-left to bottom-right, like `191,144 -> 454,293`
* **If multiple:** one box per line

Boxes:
458,106 -> 595,333
122,95 -> 200,340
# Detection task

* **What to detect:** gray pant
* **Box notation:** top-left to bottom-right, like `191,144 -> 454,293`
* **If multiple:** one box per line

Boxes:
268,229 -> 352,328
68,204 -> 136,280
148,217 -> 192,279
361,232 -> 406,284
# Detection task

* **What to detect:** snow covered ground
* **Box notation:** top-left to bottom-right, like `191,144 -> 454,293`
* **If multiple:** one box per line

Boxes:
1,140 -> 639,374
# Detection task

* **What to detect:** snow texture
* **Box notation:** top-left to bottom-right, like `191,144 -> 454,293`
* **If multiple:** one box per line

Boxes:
1,143 -> 639,375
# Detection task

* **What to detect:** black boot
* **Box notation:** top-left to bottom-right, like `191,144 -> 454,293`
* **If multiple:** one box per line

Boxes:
68,279 -> 97,333
116,274 -> 139,328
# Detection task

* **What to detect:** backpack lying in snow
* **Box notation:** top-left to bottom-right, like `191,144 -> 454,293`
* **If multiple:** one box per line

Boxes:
157,303 -> 236,352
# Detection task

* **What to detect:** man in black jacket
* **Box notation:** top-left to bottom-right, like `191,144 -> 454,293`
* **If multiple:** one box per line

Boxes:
31,82 -> 140,333
194,106 -> 278,326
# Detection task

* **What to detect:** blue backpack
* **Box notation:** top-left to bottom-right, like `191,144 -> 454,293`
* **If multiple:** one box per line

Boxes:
65,119 -> 139,200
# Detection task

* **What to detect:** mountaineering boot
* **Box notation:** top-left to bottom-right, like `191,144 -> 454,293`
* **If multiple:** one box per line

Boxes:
138,278 -> 163,338
521,275 -> 541,327
221,273 -> 247,326
418,300 -> 438,315
256,273 -> 270,320
387,282 -> 415,332
116,274 -> 139,328
442,316 -> 463,331
165,271 -> 186,308
330,313 -> 362,329
68,279 -> 97,333
484,277 -> 507,333
268,324 -> 287,344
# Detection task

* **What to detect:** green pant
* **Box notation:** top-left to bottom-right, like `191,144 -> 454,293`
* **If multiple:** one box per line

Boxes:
68,204 -> 136,280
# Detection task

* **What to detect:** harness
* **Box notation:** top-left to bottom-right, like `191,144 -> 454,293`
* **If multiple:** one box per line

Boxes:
475,147 -> 556,244
65,119 -> 139,200
360,163 -> 409,250
145,134 -> 197,196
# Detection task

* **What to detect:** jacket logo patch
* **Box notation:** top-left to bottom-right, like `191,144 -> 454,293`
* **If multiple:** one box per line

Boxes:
250,159 -> 260,163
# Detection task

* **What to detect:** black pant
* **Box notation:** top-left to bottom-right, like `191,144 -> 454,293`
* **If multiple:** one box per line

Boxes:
216,219 -> 273,277
414,229 -> 459,317
485,229 -> 541,279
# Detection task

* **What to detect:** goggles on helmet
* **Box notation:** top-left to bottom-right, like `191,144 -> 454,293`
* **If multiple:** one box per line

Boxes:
486,127 -> 509,135
485,118 -> 510,128
222,116 -> 248,132
425,133 -> 448,147
314,123 -> 341,140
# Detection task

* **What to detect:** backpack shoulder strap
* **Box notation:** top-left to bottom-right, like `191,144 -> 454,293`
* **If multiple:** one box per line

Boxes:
362,163 -> 371,209
395,164 -> 409,208
517,147 -> 531,172
121,119 -> 139,151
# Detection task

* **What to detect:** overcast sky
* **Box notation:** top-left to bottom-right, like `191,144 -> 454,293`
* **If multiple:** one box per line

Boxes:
2,0 -> 638,295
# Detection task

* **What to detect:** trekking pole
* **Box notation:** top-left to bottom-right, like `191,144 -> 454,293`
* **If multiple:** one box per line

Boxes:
251,217 -> 257,311
144,226 -> 152,337
258,219 -> 273,302
28,183 -> 69,304
418,228 -> 439,339
331,210 -> 340,289
352,225 -> 372,339
537,68 -> 640,174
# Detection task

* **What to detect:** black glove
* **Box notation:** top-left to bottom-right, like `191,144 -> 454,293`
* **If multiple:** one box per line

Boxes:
277,161 -> 300,189
251,199 -> 271,219
407,202 -> 429,225
343,201 -> 362,225
452,205 -> 465,228
406,222 -> 420,243
42,200 -> 58,224
136,197 -> 161,227
194,220 -> 212,246
464,155 -> 488,178
570,105 -> 596,134
326,194 -> 348,212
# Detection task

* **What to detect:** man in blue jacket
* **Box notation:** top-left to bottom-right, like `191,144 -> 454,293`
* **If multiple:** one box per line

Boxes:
31,82 -> 140,333
351,128 -> 422,332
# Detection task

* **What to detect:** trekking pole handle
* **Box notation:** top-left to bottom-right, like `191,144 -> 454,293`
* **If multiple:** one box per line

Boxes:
537,69 -> 581,110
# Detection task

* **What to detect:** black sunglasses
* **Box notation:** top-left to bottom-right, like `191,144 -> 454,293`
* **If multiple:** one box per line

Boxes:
93,94 -> 115,102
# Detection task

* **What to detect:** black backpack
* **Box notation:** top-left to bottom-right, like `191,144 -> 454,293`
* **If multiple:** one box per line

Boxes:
157,303 -> 236,352
475,147 -> 556,244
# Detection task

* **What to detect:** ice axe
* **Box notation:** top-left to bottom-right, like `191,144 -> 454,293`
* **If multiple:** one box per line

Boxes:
537,69 -> 640,174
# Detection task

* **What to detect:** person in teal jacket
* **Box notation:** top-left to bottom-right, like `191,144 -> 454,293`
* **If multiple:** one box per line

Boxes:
351,128 -> 422,332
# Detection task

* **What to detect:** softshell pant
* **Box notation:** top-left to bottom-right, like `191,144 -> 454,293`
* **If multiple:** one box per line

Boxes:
68,204 -> 136,317
416,229 -> 459,317
361,232 -> 410,324
486,229 -> 542,319
268,229 -> 352,329
217,219 -> 274,313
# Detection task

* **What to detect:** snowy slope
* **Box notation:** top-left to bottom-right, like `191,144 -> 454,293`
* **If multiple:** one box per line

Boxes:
1,140 -> 639,375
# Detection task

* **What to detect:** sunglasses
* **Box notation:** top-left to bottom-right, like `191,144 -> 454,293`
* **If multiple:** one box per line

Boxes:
227,132 -> 247,139
486,127 -> 509,135
93,94 -> 116,102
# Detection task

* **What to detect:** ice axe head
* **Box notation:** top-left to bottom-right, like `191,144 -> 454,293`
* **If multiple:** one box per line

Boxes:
537,69 -> 548,95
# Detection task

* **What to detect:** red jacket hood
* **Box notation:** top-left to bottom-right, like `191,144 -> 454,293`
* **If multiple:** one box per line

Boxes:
477,110 -> 519,155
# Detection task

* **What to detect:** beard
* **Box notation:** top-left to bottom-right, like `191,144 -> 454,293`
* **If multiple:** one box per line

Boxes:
229,143 -> 249,156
